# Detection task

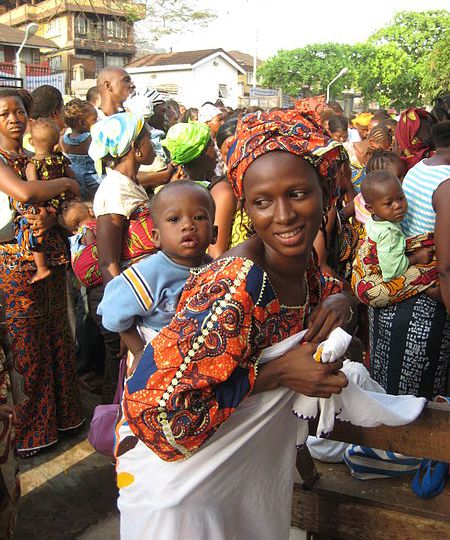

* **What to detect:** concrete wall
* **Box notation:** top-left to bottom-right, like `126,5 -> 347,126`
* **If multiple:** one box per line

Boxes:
128,68 -> 193,105
193,55 -> 241,108
128,56 -> 243,108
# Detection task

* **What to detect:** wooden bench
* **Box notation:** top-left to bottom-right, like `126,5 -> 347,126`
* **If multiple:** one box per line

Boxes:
292,402 -> 450,539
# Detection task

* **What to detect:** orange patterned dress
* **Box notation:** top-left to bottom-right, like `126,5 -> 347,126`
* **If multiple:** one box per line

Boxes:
121,256 -> 342,461
351,232 -> 438,308
115,255 -> 342,539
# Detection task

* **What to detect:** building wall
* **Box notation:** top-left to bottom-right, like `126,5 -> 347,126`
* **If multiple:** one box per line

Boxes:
39,14 -> 69,49
128,68 -> 194,104
1,44 -> 40,64
128,57 -> 243,109
193,56 -> 241,108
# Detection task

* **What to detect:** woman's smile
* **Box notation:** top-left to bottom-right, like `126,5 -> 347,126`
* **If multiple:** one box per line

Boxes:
274,226 -> 305,246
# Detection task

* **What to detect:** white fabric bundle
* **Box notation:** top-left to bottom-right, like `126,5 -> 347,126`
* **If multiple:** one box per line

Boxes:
259,328 -> 427,447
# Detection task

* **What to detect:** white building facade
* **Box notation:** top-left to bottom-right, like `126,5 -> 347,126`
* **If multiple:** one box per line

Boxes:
126,49 -> 246,108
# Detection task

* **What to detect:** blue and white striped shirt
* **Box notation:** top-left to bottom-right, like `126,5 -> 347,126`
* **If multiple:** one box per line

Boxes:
402,160 -> 450,237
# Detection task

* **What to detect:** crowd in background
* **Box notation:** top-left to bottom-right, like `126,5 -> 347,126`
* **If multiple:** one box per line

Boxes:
0,65 -> 449,537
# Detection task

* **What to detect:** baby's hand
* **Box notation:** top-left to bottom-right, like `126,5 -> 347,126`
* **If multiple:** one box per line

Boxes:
409,246 -> 434,265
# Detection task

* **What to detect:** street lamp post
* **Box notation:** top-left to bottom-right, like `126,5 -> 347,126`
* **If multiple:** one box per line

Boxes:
15,23 -> 39,81
326,67 -> 349,103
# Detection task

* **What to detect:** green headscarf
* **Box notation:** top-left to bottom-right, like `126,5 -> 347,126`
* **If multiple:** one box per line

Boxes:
163,122 -> 211,165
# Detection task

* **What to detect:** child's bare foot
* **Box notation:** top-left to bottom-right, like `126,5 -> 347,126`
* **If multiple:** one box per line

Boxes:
29,267 -> 52,284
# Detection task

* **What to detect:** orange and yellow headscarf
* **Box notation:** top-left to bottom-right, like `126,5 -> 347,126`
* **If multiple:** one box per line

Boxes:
227,109 -> 346,209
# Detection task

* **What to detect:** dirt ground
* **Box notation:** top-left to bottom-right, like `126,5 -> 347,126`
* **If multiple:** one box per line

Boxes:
13,387 -> 119,540
12,386 -> 306,540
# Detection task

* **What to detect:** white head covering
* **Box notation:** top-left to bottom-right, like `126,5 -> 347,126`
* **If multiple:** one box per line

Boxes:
198,103 -> 222,123
124,88 -> 166,118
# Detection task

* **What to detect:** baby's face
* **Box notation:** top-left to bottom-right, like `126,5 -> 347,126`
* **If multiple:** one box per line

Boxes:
369,181 -> 408,223
152,188 -> 216,267
60,204 -> 92,232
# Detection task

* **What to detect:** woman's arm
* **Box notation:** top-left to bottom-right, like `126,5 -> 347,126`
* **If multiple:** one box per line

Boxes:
96,213 -> 126,284
433,179 -> 450,312
0,160 -> 80,203
137,163 -> 175,188
209,180 -> 237,259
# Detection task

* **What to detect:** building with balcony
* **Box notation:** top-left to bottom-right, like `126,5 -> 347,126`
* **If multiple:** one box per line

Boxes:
0,0 -> 146,91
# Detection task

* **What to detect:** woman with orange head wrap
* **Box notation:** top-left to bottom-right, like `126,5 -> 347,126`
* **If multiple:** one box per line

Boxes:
115,109 -> 351,540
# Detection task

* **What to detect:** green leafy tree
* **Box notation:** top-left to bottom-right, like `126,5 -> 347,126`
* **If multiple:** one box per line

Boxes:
258,42 -> 417,108
258,44 -> 352,98
369,10 -> 450,105
351,43 -> 419,109
259,10 -> 450,109
420,30 -> 450,103
368,10 -> 450,61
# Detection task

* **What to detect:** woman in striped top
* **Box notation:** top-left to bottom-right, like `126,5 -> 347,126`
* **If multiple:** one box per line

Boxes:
368,121 -> 450,399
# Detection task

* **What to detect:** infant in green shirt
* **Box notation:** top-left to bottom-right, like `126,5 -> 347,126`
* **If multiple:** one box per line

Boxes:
361,170 -> 434,282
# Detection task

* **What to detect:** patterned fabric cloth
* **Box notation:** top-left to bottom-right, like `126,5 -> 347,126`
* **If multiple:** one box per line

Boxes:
328,211 -> 359,281
227,110 -> 345,206
0,148 -> 83,451
342,142 -> 366,193
0,148 -> 68,271
70,206 -> 157,289
0,265 -> 84,451
122,256 -> 342,462
395,108 -> 434,171
368,295 -> 450,399
228,208 -> 252,249
0,336 -> 19,539
11,152 -> 71,251
294,95 -> 327,115
89,112 -> 145,176
352,233 -> 438,308
162,122 -> 211,165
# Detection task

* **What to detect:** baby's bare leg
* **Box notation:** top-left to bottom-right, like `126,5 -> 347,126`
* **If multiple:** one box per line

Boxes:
30,250 -> 51,284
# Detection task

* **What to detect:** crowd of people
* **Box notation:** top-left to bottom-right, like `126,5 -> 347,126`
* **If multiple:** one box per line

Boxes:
0,65 -> 448,538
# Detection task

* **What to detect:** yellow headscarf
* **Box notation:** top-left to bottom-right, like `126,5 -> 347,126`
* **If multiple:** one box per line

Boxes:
352,112 -> 373,127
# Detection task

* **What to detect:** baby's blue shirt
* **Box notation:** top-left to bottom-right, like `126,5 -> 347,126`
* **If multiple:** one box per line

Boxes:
98,250 -> 191,333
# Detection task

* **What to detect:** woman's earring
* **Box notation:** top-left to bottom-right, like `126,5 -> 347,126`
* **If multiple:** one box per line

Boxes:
136,150 -> 142,157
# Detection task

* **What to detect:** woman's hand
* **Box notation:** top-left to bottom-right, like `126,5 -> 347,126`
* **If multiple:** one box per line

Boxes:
253,342 -> 348,398
23,207 -> 57,238
304,293 -> 352,343
280,343 -> 348,397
